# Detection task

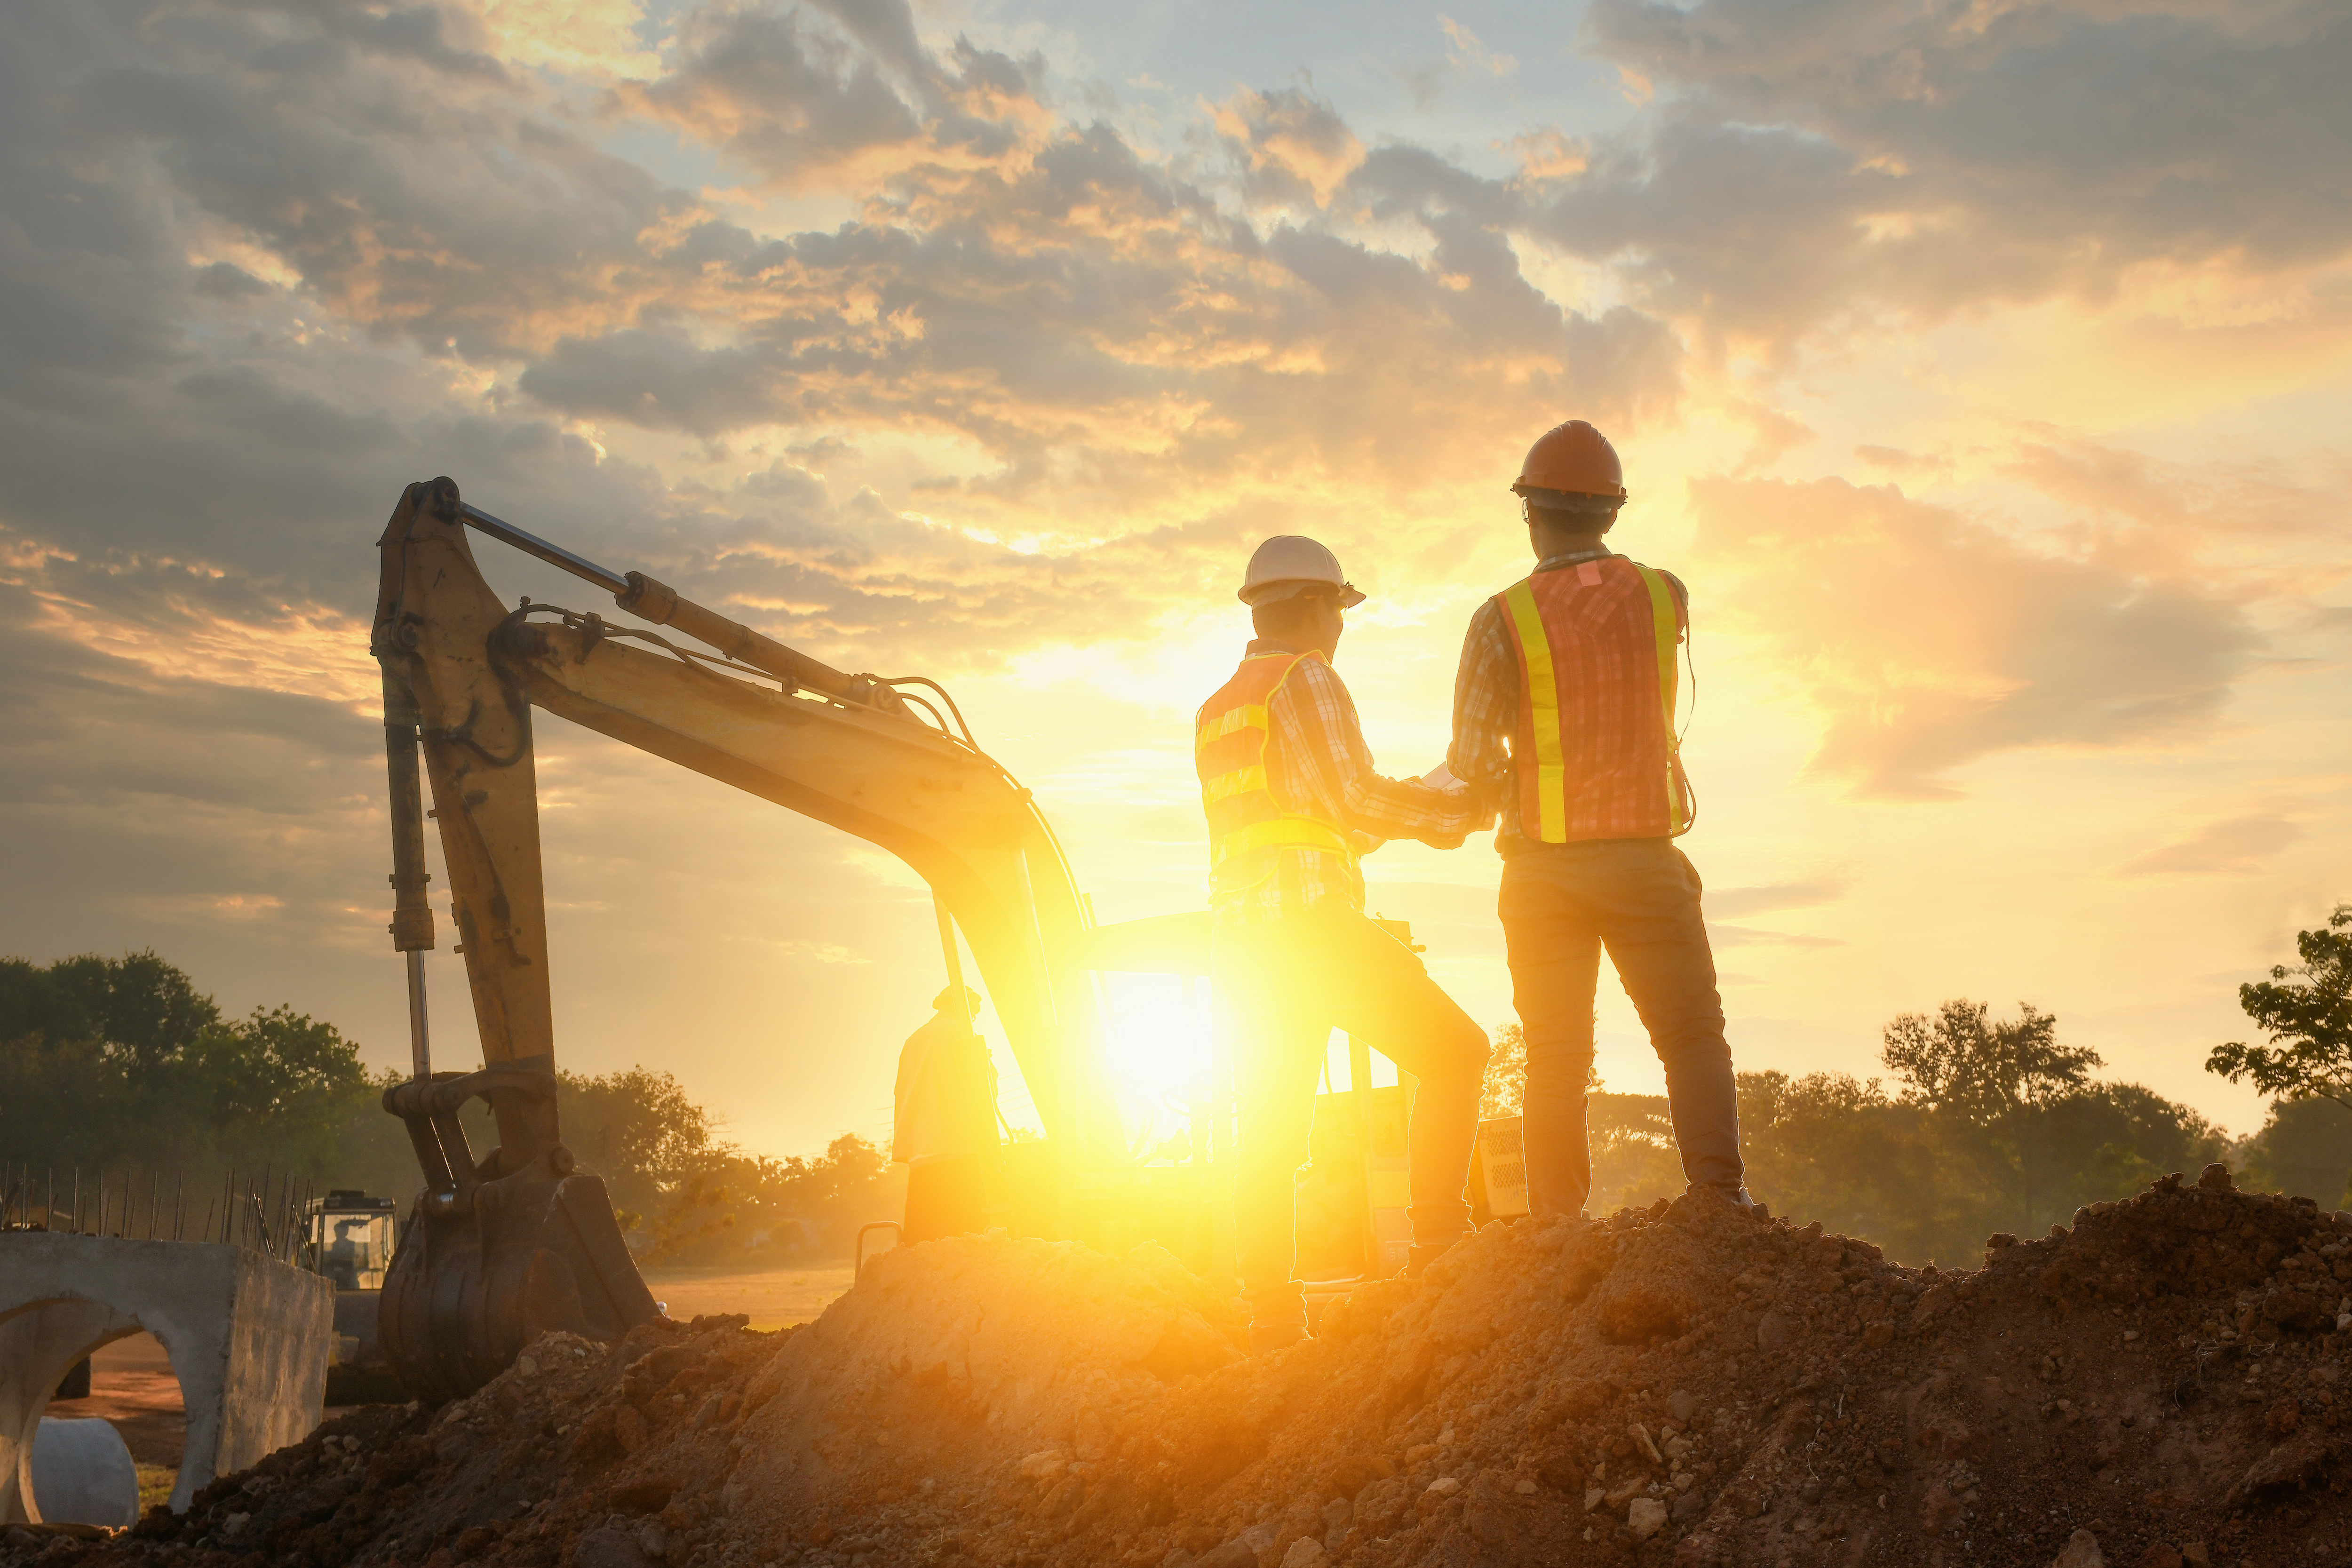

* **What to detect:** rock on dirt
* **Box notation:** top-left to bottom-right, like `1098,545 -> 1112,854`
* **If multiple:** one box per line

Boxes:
2050,1528 -> 2104,1567
16,1169 -> 2352,1566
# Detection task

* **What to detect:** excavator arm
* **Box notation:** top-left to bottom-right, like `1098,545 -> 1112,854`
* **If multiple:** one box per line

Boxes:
367,476 -> 1122,1398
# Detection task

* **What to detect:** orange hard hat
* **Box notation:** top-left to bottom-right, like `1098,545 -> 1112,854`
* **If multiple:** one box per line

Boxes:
1512,420 -> 1627,502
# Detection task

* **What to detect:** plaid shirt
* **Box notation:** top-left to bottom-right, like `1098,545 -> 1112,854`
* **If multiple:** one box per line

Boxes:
1211,639 -> 1478,924
1449,548 -> 1686,848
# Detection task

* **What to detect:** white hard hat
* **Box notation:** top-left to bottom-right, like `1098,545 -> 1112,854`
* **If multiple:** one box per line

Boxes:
1238,535 -> 1366,608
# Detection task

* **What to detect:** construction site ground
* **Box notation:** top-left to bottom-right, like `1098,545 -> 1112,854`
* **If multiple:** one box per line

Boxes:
13,1167 -> 2352,1567
33,1268 -> 859,1518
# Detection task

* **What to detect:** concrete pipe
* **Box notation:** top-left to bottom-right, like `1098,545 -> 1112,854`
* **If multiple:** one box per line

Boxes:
28,1418 -> 138,1528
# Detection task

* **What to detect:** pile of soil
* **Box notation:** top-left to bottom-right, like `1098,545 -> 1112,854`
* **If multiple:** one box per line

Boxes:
9,1163 -> 2352,1568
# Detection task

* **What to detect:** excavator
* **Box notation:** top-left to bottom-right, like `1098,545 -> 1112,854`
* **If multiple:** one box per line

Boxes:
368,477 -> 1423,1401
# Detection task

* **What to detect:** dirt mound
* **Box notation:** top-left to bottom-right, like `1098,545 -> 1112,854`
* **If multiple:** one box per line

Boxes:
12,1165 -> 2352,1568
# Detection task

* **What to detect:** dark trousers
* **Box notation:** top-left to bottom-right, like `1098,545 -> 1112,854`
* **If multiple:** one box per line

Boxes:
1499,839 -> 1743,1216
1212,904 -> 1490,1329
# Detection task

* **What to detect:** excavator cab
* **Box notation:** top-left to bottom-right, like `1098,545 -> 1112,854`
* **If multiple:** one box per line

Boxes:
310,1192 -> 395,1291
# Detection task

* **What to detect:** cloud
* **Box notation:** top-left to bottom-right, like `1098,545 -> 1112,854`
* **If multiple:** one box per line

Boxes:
2,0 -> 2320,814
1997,433 -> 2352,576
1691,476 -> 2263,796
475,0 -> 665,79
2120,812 -> 2307,876
513,115 -> 1678,515
1706,924 -> 1843,951
1439,16 -> 1518,79
1214,86 -> 1365,207
611,4 -> 957,191
1,0 -> 1688,675
1707,876 -> 1850,919
1543,0 -> 2352,349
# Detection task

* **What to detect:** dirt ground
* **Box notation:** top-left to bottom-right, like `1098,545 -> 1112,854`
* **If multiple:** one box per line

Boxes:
17,1169 -> 2352,1567
29,1267 -> 859,1520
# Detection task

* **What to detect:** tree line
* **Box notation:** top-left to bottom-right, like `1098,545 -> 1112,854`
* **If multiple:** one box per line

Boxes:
8,903 -> 2350,1274
0,952 -> 898,1262
1486,904 -> 2352,1269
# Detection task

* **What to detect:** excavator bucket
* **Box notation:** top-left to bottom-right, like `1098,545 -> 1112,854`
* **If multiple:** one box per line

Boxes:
376,1065 -> 658,1404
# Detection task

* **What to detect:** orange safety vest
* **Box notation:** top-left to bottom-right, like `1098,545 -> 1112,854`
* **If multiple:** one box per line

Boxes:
1495,556 -> 1693,843
1195,651 -> 1358,895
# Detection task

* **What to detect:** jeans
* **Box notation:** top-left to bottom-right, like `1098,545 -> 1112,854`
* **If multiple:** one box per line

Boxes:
1499,838 -> 1743,1216
1212,904 -> 1491,1329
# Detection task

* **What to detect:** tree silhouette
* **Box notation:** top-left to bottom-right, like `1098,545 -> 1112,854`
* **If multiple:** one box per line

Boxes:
1881,998 -> 2102,1235
1881,999 -> 2101,1123
2208,905 -> 2352,1110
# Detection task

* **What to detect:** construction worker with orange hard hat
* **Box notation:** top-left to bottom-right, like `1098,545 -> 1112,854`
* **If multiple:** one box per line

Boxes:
1447,421 -> 1753,1217
1197,536 -> 1491,1352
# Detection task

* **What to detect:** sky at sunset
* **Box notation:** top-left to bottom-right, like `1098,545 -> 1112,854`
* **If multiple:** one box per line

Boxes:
3,0 -> 2347,1162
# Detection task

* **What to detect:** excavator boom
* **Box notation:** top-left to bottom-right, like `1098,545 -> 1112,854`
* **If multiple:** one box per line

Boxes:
367,477 -> 1123,1397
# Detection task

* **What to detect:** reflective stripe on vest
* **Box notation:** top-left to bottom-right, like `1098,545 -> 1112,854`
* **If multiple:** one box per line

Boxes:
1499,583 -> 1569,841
1497,557 -> 1691,843
1194,652 -> 1358,891
1635,564 -> 1688,837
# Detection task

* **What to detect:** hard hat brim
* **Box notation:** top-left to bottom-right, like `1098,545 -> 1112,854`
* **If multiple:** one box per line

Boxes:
1511,481 -> 1629,506
1239,579 -> 1367,610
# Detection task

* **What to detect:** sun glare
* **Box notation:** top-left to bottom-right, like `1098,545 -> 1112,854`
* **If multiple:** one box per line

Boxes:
1094,972 -> 1405,1160
1096,972 -> 1212,1157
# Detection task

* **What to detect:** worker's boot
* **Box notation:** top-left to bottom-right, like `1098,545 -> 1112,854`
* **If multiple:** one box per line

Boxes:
1688,1181 -> 1764,1218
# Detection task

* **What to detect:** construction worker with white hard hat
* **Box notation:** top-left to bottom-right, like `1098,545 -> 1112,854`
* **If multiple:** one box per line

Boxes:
1197,536 -> 1491,1353
1448,421 -> 1752,1217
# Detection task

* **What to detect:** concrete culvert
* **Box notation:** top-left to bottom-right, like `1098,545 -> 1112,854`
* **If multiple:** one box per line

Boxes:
0,1234 -> 333,1520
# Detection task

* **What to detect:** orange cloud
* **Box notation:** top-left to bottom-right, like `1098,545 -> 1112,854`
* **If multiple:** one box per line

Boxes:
1689,476 -> 2264,797
2120,812 -> 2307,877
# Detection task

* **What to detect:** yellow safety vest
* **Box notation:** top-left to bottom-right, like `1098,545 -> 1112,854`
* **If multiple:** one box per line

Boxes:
1496,557 -> 1692,842
1195,651 -> 1358,894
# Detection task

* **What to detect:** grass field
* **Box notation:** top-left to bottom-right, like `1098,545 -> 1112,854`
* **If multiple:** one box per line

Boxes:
135,1464 -> 175,1514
